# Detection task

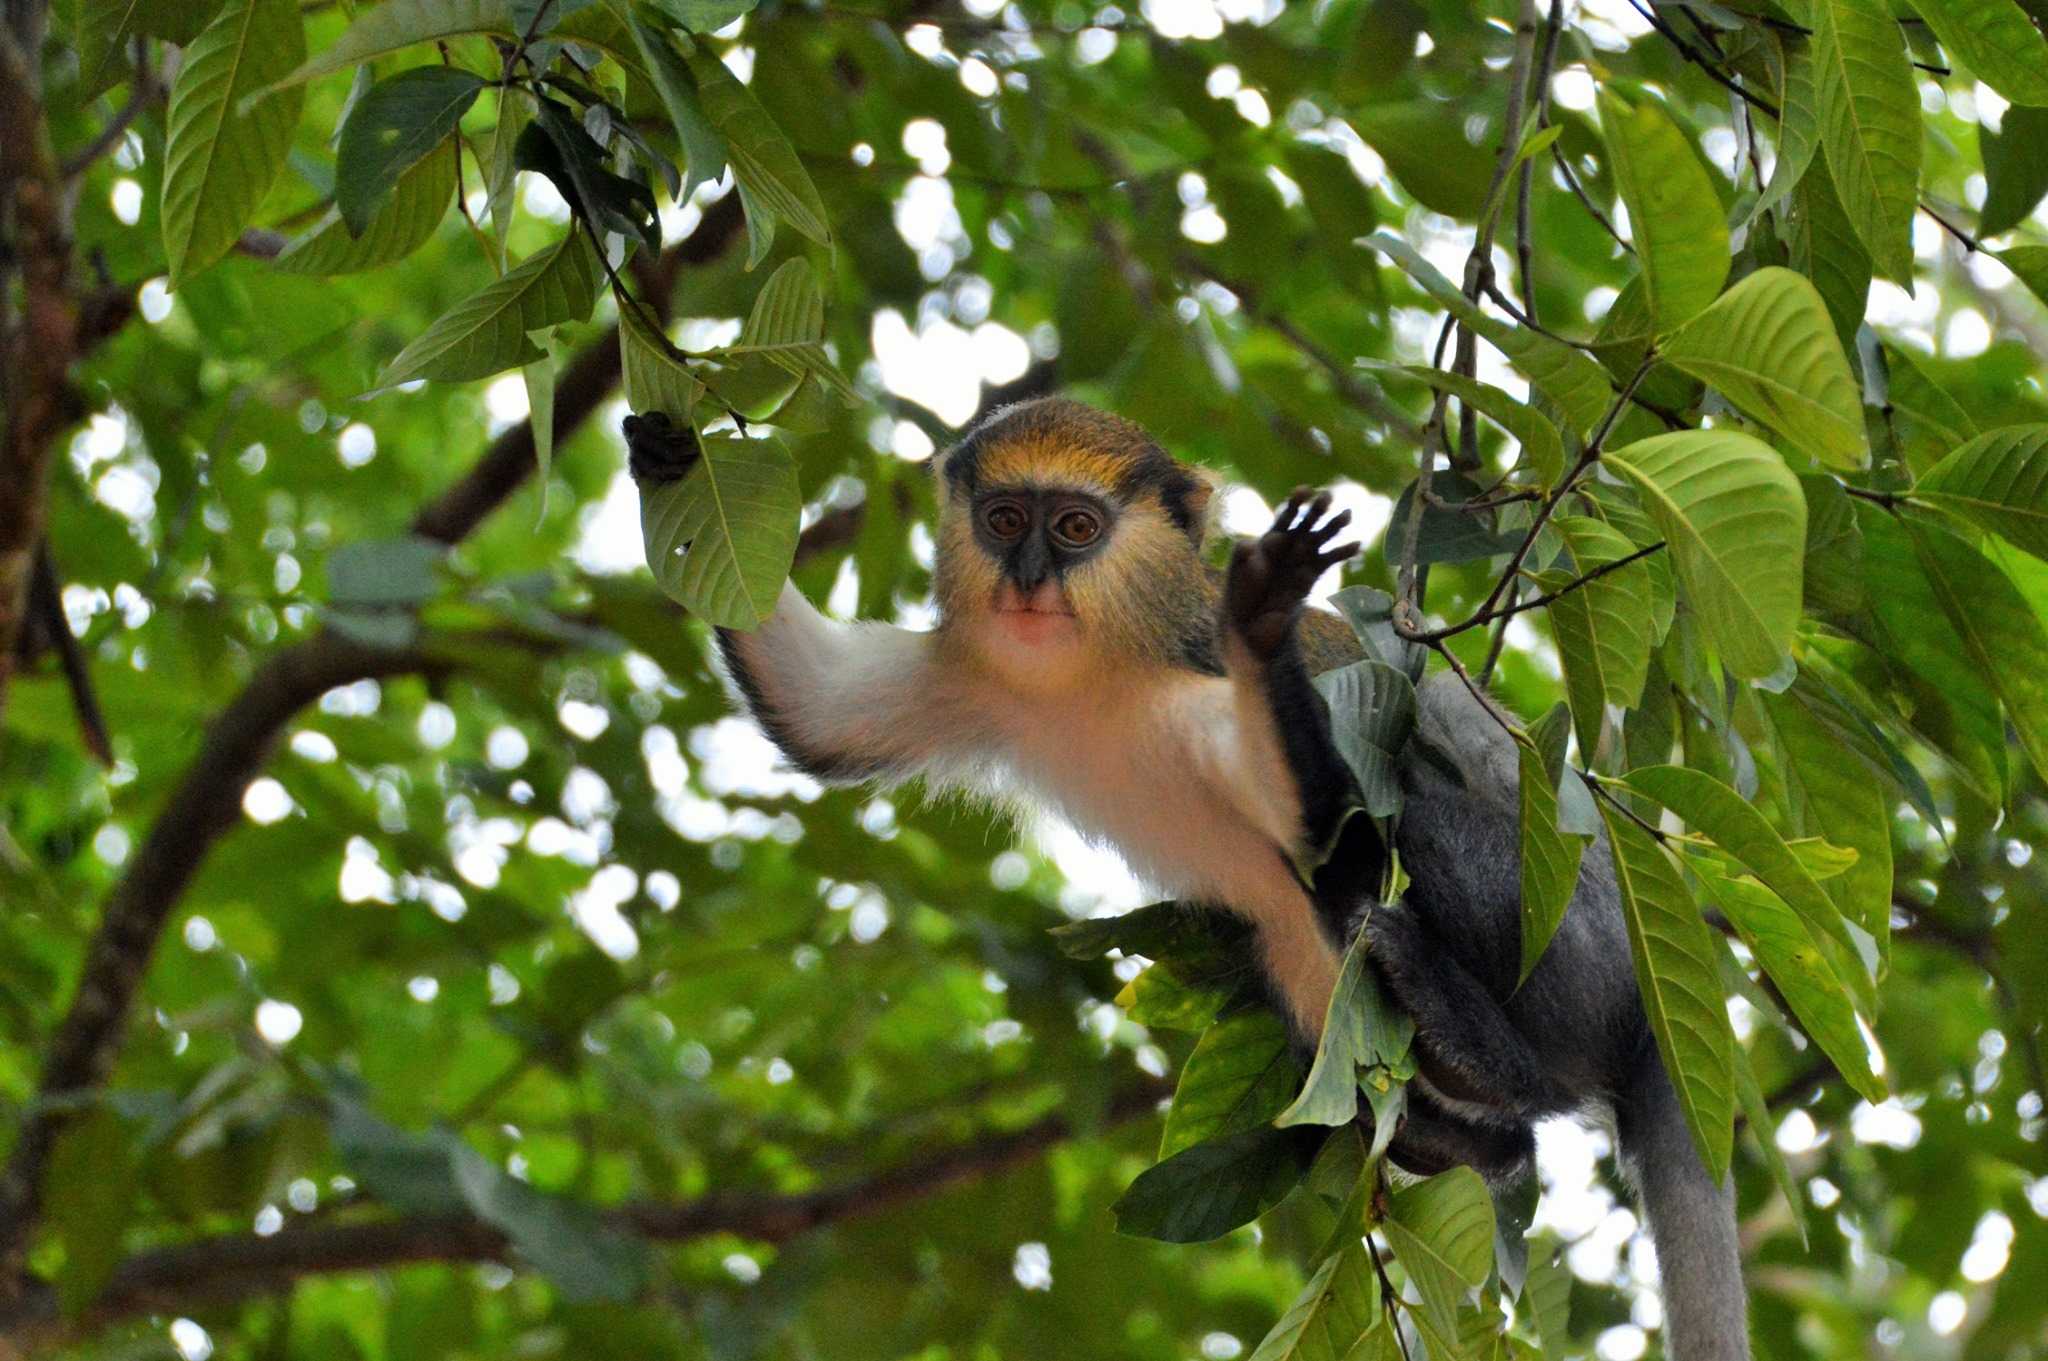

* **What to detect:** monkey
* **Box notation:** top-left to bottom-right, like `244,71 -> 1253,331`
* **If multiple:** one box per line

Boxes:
623,399 -> 1747,1361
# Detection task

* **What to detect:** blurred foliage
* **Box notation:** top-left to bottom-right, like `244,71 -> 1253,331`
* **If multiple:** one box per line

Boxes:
7,0 -> 2048,1356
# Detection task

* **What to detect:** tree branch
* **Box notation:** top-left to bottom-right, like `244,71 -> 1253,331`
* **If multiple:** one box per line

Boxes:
1,1084 -> 1168,1349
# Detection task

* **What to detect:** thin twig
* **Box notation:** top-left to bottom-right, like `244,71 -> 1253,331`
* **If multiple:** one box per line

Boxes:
1410,539 -> 1668,643
1366,1234 -> 1417,1361
1629,0 -> 1781,118
1921,199 -> 1982,253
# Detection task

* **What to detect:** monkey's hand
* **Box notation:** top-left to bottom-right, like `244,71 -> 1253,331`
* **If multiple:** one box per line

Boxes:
1224,488 -> 1358,657
623,411 -> 702,484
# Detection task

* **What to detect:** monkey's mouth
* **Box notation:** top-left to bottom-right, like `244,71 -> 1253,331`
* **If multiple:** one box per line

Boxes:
993,583 -> 1075,617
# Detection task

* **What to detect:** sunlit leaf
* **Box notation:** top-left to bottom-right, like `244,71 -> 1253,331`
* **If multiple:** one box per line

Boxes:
1159,1009 -> 1299,1158
1901,0 -> 2048,107
1913,425 -> 2048,563
1810,0 -> 1920,280
1246,1241 -> 1382,1361
1355,361 -> 1565,488
687,44 -> 831,265
373,232 -> 601,389
1383,1167 -> 1493,1339
639,432 -> 802,630
1598,90 -> 1728,332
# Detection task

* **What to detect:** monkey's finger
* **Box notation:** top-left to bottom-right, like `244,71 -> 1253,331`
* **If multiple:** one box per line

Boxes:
1309,508 -> 1352,544
1306,490 -> 1333,524
1273,489 -> 1311,531
1318,539 -> 1362,567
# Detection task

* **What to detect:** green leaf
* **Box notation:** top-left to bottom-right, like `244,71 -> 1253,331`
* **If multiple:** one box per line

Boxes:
718,258 -> 859,403
1513,726 -> 1589,986
1903,514 -> 2048,787
1523,1241 -> 1574,1360
619,301 -> 704,420
518,101 -> 661,251
1382,1167 -> 1494,1339
1276,926 -> 1414,1132
1882,342 -> 1978,447
335,67 -> 485,236
80,0 -> 215,96
1312,659 -> 1417,818
268,0 -> 512,91
1859,508 -> 2009,798
649,0 -> 758,28
1112,1124 -> 1324,1243
275,142 -> 454,275
1350,100 -> 1496,219
1810,0 -> 1920,280
1902,0 -> 2048,107
1355,362 -> 1565,488
1751,33 -> 1821,229
1598,91 -> 1729,332
449,1144 -> 650,1302
1364,232 -> 1614,435
1630,765 -> 1875,1019
374,232 -> 601,389
1597,802 -> 1734,1184
1801,473 -> 1865,615
1159,1009 -> 1300,1159
47,1108 -> 139,1315
1119,959 -> 1239,1031
640,432 -> 802,629
1784,154 -> 1872,360
1604,430 -> 1807,679
626,8 -> 728,200
1328,586 -> 1425,680
1660,267 -> 1868,470
1689,859 -> 1884,1103
161,0 -> 306,287
329,535 -> 445,607
1544,516 -> 1655,738
485,94 -> 531,266
525,338 -> 557,523
1247,1241 -> 1383,1361
1979,107 -> 2048,239
1913,425 -> 2048,562
1997,242 -> 2048,314
686,45 -> 831,266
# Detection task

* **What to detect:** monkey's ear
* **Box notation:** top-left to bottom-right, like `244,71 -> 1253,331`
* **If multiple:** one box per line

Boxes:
1184,466 -> 1225,545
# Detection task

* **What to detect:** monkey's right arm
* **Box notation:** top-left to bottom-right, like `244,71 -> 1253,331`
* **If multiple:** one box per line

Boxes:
625,413 -> 943,784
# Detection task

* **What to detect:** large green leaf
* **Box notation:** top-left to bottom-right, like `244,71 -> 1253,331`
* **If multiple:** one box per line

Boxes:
1160,1009 -> 1299,1159
1382,1167 -> 1494,1339
1904,514 -> 2048,786
1625,763 -> 1872,1021
1112,1124 -> 1324,1243
640,432 -> 802,630
161,0 -> 306,287
335,66 -> 486,235
620,301 -> 704,420
1246,1241 -> 1382,1361
1660,267 -> 1867,470
1902,0 -> 2048,107
275,142 -> 453,275
80,0 -> 215,96
1364,232 -> 1614,435
686,46 -> 831,266
1810,0 -> 1920,280
1997,243 -> 2048,313
1603,430 -> 1807,679
373,232 -> 601,389
1513,723 -> 1589,985
1597,803 -> 1734,1184
718,258 -> 859,403
1759,677 -> 1895,958
1979,107 -> 2048,238
1599,91 -> 1728,332
1913,425 -> 2048,562
1689,859 -> 1884,1104
1350,100 -> 1495,219
1355,362 -> 1565,488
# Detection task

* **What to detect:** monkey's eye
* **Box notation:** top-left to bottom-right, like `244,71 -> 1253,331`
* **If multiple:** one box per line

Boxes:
983,501 -> 1029,539
1051,508 -> 1102,548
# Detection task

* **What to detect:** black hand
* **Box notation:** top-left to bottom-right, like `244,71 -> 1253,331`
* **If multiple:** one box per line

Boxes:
622,411 -> 701,484
1223,487 -> 1360,657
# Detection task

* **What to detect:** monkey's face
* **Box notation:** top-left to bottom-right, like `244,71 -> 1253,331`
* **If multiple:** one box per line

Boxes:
930,399 -> 1215,682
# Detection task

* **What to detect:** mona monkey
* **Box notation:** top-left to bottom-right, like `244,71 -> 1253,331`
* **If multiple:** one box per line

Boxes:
625,398 -> 1747,1361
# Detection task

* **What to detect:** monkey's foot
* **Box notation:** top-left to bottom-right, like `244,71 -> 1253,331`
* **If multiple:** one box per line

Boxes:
623,411 -> 702,484
1224,487 -> 1359,657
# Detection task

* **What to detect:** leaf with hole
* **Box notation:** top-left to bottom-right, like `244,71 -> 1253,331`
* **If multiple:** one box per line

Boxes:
640,432 -> 801,630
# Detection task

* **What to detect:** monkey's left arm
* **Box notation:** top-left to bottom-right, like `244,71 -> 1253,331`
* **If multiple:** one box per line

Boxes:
1186,490 -> 1363,856
624,413 -> 945,785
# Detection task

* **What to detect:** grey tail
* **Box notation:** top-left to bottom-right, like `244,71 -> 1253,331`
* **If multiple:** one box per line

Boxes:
1616,1055 -> 1751,1361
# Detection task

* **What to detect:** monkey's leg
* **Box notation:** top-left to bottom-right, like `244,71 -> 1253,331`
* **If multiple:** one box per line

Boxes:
1216,487 -> 1362,856
1365,902 -> 1573,1117
1383,1087 -> 1535,1182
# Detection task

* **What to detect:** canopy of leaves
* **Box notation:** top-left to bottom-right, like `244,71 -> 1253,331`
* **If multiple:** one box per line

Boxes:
6,0 -> 2048,1357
